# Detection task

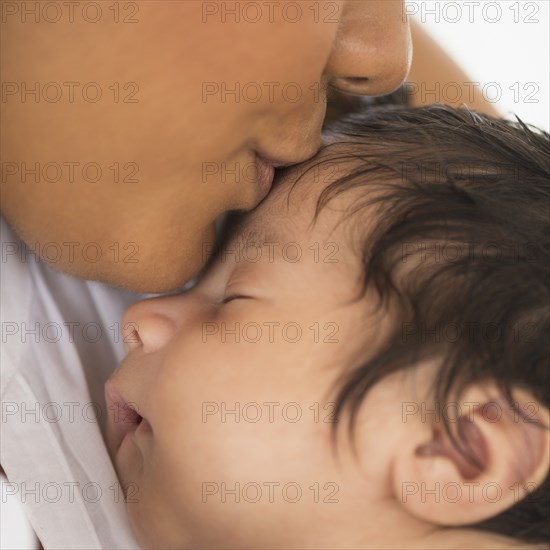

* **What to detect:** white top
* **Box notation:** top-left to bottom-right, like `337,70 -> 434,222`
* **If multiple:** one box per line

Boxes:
1,217 -> 141,549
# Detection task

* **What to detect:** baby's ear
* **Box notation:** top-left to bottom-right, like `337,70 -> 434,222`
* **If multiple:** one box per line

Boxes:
392,382 -> 550,526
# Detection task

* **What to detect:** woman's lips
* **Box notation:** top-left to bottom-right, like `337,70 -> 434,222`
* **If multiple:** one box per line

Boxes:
254,153 -> 299,205
105,381 -> 151,452
254,155 -> 276,203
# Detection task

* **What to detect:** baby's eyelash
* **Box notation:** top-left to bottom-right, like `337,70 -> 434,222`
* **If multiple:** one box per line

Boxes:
219,294 -> 245,305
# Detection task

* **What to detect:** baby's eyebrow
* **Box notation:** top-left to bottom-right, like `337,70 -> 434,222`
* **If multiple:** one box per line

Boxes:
239,227 -> 268,248
220,216 -> 293,260
229,225 -> 280,253
215,198 -> 299,261
211,215 -> 261,258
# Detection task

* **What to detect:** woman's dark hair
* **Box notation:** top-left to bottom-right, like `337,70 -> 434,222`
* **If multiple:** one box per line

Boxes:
312,105 -> 549,544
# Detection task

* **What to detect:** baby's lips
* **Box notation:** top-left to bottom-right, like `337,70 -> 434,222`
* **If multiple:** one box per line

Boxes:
104,381 -> 144,449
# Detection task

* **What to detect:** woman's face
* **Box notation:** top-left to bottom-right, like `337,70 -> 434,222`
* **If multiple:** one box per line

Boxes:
1,1 -> 411,292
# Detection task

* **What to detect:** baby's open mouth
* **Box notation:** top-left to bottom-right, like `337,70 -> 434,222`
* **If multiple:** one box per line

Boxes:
120,401 -> 143,427
104,381 -> 151,453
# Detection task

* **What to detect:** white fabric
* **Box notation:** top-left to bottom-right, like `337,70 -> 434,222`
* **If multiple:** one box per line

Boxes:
1,217 -> 141,549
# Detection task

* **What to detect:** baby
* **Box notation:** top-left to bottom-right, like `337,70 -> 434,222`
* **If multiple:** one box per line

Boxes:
104,105 -> 550,550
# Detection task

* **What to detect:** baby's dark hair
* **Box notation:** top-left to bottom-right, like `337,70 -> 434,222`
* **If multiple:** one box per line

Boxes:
312,105 -> 549,544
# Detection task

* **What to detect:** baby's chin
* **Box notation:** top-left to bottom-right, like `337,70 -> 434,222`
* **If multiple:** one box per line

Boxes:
126,500 -> 152,549
127,494 -> 193,550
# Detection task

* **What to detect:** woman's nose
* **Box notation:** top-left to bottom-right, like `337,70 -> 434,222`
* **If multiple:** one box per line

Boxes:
326,0 -> 412,97
121,297 -> 180,354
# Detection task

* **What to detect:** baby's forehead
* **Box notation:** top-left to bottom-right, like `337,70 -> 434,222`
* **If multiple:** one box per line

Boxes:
264,146 -> 369,220
273,146 -> 386,233
219,150 -> 378,267
240,154 -> 358,238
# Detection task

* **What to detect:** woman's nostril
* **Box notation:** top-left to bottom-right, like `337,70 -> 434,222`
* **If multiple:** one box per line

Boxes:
345,77 -> 370,84
331,76 -> 371,96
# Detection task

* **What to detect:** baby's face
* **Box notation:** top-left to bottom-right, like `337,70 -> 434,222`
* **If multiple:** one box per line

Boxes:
104,162 -> 418,549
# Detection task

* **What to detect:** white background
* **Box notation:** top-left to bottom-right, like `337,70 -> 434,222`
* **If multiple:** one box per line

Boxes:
410,0 -> 549,130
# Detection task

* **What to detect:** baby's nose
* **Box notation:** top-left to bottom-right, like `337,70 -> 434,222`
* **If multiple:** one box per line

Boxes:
121,298 -> 178,354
